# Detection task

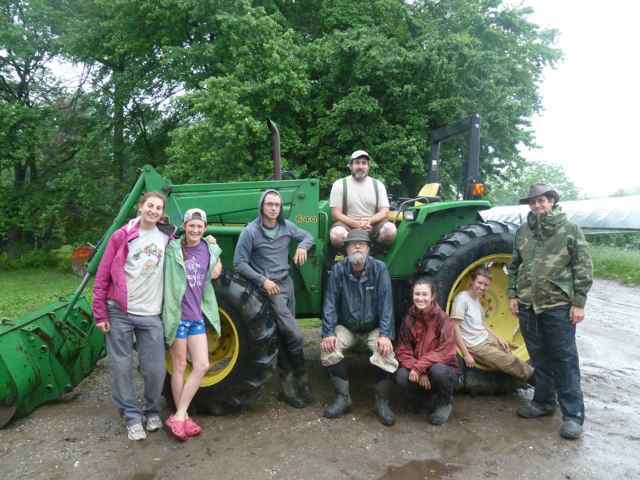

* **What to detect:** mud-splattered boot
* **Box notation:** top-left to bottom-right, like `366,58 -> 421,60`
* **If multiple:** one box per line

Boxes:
324,375 -> 352,419
295,372 -> 314,406
374,378 -> 395,426
278,370 -> 306,409
290,350 -> 314,406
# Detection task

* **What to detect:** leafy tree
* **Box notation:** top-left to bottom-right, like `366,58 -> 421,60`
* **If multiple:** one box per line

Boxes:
487,159 -> 580,206
170,0 -> 562,198
165,2 -> 310,183
0,0 -> 564,255
0,0 -> 62,253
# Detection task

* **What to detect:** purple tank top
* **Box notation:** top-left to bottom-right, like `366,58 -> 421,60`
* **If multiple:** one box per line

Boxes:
181,241 -> 210,321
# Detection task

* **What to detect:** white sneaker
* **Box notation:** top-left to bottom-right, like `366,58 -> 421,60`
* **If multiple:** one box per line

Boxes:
127,423 -> 147,441
145,415 -> 162,432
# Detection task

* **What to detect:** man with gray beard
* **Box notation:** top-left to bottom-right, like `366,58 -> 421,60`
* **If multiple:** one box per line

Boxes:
320,229 -> 398,426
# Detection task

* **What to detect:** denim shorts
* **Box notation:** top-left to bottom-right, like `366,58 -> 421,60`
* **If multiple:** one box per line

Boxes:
176,319 -> 206,339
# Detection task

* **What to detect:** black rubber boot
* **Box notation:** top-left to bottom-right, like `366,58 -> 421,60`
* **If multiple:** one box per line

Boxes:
374,378 -> 395,426
290,350 -> 314,405
324,369 -> 351,419
278,370 -> 306,409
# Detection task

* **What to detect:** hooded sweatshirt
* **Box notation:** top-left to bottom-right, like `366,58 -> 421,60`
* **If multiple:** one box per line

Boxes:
233,189 -> 314,286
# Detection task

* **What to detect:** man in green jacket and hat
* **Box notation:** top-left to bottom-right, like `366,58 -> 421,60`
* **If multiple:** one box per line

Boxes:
507,183 -> 593,440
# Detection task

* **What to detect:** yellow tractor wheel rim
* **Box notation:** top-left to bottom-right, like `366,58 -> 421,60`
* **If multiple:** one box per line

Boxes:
165,307 -> 240,387
446,253 -> 529,370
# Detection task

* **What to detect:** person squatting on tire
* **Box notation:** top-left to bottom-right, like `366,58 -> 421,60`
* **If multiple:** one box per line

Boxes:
452,267 -> 534,383
329,150 -> 397,249
395,279 -> 459,426
508,183 -> 593,440
320,228 -> 398,426
92,192 -> 175,441
233,189 -> 315,408
162,208 -> 223,441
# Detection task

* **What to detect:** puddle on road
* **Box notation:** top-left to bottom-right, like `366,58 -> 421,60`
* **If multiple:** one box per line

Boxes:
378,459 -> 461,480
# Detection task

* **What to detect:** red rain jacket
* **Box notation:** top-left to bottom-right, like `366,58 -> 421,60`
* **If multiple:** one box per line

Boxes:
395,303 -> 458,375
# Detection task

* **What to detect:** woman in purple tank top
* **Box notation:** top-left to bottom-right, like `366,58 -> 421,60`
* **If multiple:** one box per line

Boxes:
162,208 -> 222,441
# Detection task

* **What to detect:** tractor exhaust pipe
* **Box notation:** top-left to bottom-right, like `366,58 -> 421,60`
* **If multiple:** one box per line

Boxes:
268,119 -> 281,180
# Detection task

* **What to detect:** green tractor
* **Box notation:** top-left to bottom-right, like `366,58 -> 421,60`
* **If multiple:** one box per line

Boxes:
0,115 -> 523,426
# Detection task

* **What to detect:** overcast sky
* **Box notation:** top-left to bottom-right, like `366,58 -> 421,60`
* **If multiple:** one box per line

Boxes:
521,0 -> 640,197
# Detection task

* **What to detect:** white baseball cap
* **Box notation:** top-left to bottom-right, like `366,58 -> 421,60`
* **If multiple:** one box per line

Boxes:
183,208 -> 207,224
350,150 -> 370,162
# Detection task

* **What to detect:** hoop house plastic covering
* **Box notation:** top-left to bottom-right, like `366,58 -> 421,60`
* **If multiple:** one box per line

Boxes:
481,195 -> 640,232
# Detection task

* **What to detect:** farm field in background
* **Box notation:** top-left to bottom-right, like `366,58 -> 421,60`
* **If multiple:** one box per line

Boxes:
0,269 -> 91,319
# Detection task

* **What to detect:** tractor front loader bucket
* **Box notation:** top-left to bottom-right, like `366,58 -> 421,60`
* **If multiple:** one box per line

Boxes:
0,296 -> 104,427
0,167 -> 166,428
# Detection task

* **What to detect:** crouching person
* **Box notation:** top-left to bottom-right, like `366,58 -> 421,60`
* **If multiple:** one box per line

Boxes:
395,279 -> 458,426
320,229 -> 398,426
234,189 -> 315,408
452,267 -> 534,383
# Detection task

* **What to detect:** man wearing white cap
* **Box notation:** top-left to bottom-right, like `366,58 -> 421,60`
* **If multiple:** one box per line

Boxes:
328,150 -> 396,249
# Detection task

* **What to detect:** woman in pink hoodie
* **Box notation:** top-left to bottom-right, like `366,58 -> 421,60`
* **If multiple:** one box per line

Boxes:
92,191 -> 175,441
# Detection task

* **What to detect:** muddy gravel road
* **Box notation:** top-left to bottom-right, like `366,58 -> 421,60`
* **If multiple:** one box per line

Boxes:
1,279 -> 639,480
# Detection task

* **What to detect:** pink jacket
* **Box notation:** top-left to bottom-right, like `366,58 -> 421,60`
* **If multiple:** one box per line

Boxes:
92,217 -> 173,324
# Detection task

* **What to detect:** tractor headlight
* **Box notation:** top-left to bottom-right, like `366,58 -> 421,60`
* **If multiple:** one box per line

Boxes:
404,209 -> 416,221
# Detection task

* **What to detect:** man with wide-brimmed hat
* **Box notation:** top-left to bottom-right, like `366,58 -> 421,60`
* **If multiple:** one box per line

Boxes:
507,183 -> 593,440
320,228 -> 398,425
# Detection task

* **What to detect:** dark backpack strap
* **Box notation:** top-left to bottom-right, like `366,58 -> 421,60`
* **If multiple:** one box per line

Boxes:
373,178 -> 379,212
342,177 -> 348,216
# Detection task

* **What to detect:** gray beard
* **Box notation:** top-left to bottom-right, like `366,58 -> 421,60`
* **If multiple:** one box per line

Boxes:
351,172 -> 367,181
348,252 -> 367,267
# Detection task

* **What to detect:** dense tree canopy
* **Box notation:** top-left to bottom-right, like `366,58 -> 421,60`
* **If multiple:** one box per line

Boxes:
0,0 -> 561,254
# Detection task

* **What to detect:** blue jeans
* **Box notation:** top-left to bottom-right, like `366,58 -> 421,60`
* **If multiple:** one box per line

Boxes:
105,303 -> 166,426
519,304 -> 585,424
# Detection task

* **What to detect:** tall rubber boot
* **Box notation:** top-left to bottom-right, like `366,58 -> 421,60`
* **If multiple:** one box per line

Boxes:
278,369 -> 306,409
374,378 -> 395,426
324,371 -> 352,419
290,350 -> 314,405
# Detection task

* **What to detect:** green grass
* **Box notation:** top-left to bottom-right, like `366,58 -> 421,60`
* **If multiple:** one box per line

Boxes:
298,318 -> 321,329
0,269 -> 90,319
591,245 -> 640,285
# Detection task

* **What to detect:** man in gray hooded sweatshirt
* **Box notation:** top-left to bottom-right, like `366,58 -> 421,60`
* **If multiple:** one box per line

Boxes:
234,189 -> 315,408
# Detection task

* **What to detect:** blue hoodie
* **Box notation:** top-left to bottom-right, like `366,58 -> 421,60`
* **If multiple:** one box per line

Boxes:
233,189 -> 314,286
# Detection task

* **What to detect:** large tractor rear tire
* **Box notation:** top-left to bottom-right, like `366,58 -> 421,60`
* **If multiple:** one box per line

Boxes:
418,221 -> 526,394
164,271 -> 278,413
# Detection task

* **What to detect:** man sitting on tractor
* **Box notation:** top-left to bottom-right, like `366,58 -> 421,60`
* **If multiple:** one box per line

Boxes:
329,150 -> 396,249
452,267 -> 534,383
320,229 -> 399,426
234,189 -> 315,409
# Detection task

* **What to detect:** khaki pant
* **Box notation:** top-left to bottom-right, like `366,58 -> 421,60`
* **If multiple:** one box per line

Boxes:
468,337 -> 533,381
320,325 -> 398,373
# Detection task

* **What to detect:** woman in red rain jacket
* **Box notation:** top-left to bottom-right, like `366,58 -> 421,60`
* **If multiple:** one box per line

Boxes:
395,278 -> 459,425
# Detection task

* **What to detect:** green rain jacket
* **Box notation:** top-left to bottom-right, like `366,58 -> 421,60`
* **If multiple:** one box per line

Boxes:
163,239 -> 222,345
507,207 -> 593,314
